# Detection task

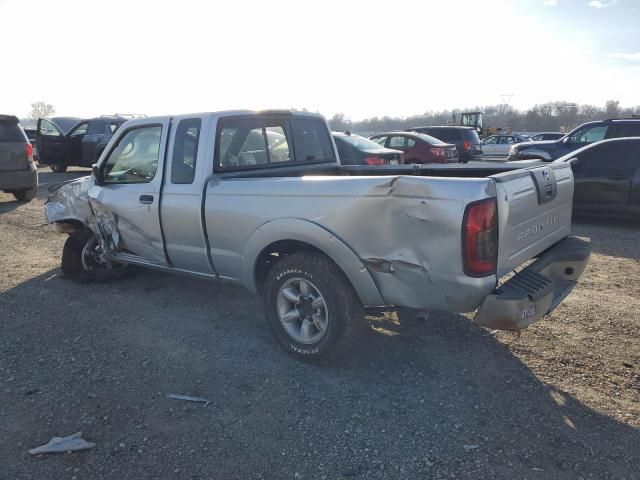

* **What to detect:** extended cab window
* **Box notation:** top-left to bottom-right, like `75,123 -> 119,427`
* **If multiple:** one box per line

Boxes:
171,118 -> 201,184
102,125 -> 162,183
217,117 -> 291,170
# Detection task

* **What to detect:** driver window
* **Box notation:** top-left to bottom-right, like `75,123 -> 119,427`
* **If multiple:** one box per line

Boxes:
103,125 -> 162,184
484,136 -> 498,144
70,122 -> 89,138
570,125 -> 607,143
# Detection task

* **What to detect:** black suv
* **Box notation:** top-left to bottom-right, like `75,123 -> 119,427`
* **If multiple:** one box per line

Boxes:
508,118 -> 640,162
37,115 -> 130,172
407,126 -> 482,162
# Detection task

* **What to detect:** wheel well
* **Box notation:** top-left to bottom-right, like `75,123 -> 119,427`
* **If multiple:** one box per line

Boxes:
54,219 -> 87,233
254,240 -> 329,294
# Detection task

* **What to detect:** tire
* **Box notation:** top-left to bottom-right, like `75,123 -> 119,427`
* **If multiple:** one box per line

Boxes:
264,252 -> 365,364
61,229 -> 130,283
50,162 -> 68,173
13,187 -> 36,202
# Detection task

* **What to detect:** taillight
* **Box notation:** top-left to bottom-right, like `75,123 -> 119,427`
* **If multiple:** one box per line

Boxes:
463,141 -> 472,150
463,198 -> 498,277
364,156 -> 385,165
25,143 -> 33,157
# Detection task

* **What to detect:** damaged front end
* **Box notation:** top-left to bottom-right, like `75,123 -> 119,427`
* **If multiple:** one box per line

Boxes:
45,175 -> 120,253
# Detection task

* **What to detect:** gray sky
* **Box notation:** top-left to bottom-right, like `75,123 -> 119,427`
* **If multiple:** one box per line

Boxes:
1,0 -> 638,120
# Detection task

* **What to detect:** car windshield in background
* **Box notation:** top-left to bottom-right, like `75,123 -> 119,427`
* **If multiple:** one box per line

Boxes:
338,134 -> 388,150
0,121 -> 27,142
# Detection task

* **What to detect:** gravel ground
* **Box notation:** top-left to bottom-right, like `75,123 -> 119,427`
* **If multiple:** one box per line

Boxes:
1,167 -> 639,479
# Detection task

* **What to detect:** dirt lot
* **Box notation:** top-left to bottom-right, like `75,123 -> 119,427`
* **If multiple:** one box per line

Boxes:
1,167 -> 639,479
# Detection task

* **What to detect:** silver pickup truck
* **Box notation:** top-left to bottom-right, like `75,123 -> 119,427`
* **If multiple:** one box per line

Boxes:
45,110 -> 590,362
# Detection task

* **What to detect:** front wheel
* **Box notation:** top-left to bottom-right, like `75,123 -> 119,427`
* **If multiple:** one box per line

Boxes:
61,229 -> 130,283
13,187 -> 36,202
49,162 -> 68,173
264,252 -> 365,364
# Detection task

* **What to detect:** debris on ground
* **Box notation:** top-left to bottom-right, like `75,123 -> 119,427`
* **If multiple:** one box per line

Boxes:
165,394 -> 211,406
463,444 -> 480,451
29,432 -> 95,455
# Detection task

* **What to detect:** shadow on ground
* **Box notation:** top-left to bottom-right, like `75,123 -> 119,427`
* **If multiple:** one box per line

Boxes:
1,268 -> 638,479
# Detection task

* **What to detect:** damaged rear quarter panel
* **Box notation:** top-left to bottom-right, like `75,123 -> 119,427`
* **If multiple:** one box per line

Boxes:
317,175 -> 498,311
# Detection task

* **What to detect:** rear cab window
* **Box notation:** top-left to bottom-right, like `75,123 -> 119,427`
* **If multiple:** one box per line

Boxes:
216,115 -> 335,171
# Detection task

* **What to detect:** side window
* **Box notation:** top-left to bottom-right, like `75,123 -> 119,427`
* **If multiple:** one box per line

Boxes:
611,123 -> 640,137
579,141 -> 638,176
290,118 -> 335,163
40,119 -> 62,136
103,125 -> 162,184
389,136 -> 406,148
406,138 -> 416,148
484,136 -> 498,144
570,125 -> 607,143
87,121 -> 104,135
217,117 -> 291,169
497,137 -> 509,144
171,118 -> 201,184
372,136 -> 387,146
69,122 -> 89,138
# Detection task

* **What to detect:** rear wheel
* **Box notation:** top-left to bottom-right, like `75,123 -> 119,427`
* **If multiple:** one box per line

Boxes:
62,229 -> 129,283
50,161 -> 68,173
13,187 -> 36,202
264,252 -> 365,364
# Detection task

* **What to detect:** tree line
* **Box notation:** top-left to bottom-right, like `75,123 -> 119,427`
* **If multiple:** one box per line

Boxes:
329,100 -> 640,134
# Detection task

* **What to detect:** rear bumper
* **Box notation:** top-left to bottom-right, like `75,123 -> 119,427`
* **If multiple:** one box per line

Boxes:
0,166 -> 38,191
474,236 -> 591,330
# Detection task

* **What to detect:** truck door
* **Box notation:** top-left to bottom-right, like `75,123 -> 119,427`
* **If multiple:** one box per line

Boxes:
37,118 -> 66,166
159,115 -> 214,274
573,139 -> 640,212
90,119 -> 171,265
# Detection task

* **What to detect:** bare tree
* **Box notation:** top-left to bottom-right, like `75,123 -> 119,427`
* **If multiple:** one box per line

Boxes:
29,101 -> 55,119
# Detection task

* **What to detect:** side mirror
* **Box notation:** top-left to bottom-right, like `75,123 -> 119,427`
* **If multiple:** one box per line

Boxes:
562,137 -> 571,144
92,163 -> 104,185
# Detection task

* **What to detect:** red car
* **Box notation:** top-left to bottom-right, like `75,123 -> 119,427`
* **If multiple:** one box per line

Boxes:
369,132 -> 458,164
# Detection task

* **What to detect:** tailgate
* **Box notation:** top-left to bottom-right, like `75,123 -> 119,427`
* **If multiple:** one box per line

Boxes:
492,162 -> 573,277
0,143 -> 29,171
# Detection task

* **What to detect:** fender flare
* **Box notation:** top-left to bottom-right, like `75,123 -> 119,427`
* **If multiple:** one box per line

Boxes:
518,147 -> 553,161
241,218 -> 385,307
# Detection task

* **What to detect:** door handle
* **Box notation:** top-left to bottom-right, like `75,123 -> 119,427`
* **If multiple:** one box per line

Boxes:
139,194 -> 154,205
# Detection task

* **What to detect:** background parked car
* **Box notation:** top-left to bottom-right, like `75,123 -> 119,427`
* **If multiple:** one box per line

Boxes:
0,115 -> 38,201
37,115 -> 128,172
407,126 -> 482,162
559,137 -> 640,216
531,132 -> 564,141
481,134 -> 527,160
508,118 -> 640,161
332,132 -> 403,165
369,131 -> 458,164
